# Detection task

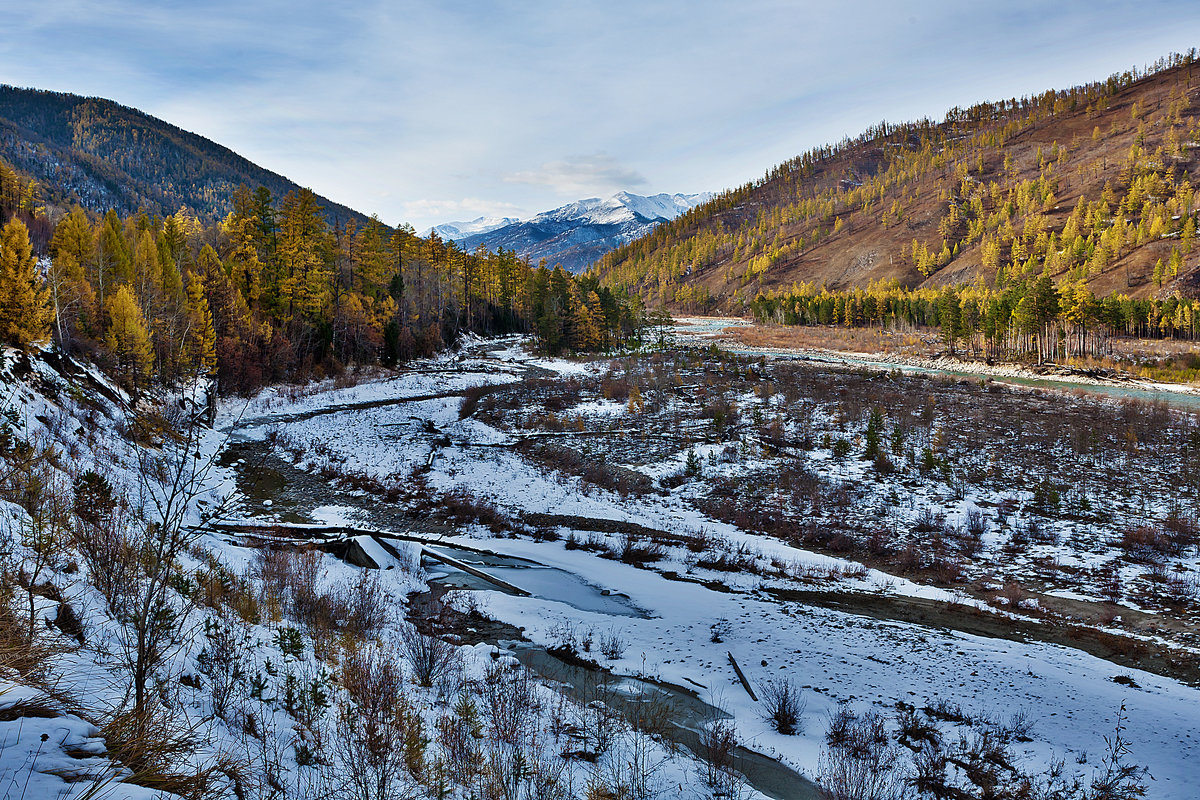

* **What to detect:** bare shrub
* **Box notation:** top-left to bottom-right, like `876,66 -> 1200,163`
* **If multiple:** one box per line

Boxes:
616,533 -> 667,565
965,508 -> 987,538
761,677 -> 805,735
699,715 -> 743,795
480,660 -> 540,747
1004,709 -> 1035,742
912,507 -> 944,533
0,562 -> 52,679
71,498 -> 138,616
818,710 -> 905,800
1089,703 -> 1149,800
600,628 -> 627,660
458,383 -> 491,419
252,547 -> 294,619
342,570 -> 388,637
895,704 -> 939,748
289,549 -> 325,620
999,581 -> 1027,607
1163,509 -> 1199,551
1119,525 -> 1177,562
438,488 -> 508,530
334,649 -> 425,800
399,623 -> 462,692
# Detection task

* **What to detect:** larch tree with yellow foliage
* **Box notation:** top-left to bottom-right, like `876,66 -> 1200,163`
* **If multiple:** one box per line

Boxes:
0,217 -> 51,350
183,273 -> 217,377
104,284 -> 154,392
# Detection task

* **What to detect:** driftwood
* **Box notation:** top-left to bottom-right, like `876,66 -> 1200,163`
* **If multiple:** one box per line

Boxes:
727,651 -> 758,701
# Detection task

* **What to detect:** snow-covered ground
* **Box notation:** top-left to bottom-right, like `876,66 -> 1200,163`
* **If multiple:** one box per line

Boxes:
221,336 -> 1200,798
5,333 -> 1193,799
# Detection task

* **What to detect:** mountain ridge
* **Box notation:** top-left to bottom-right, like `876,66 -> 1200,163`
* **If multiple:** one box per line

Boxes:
594,51 -> 1200,310
0,84 -> 372,225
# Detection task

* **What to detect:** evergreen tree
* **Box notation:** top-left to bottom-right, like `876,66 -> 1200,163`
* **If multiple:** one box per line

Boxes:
864,407 -> 884,460
938,287 -> 962,355
49,207 -> 95,270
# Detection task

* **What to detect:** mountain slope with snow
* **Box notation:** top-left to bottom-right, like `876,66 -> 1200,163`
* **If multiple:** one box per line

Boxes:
423,216 -> 519,241
456,191 -> 711,273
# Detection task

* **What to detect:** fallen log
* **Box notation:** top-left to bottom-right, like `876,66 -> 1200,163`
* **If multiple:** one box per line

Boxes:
727,651 -> 758,701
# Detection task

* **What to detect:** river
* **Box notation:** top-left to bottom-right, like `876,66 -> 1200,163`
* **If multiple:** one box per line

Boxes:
674,316 -> 1200,411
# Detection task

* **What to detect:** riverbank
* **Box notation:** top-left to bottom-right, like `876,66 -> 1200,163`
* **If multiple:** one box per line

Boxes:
674,316 -> 1200,402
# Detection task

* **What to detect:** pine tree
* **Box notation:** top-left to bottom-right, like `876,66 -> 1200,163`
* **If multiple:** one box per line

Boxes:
864,407 -> 884,460
1182,217 -> 1196,254
0,218 -> 51,349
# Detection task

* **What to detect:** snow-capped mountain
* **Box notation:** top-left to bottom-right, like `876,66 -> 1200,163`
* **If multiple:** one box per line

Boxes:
423,216 -> 520,242
454,191 -> 711,273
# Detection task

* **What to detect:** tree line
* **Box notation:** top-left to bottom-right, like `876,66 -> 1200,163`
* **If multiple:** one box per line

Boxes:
0,172 -> 650,395
751,276 -> 1200,363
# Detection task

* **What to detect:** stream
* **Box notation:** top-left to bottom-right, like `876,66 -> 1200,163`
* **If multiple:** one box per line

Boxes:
426,545 -> 648,617
423,553 -> 820,800
219,339 -> 820,800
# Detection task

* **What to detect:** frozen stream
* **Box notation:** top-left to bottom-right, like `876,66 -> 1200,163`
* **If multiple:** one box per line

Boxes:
511,646 -> 820,800
216,335 -> 1200,799
426,545 -> 648,617
423,553 -> 820,800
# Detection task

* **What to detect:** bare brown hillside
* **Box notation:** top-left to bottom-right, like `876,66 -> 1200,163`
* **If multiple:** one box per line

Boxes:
594,52 -> 1200,311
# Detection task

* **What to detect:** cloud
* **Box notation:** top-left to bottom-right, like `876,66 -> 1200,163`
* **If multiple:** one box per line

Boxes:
4,0 -> 1199,233
503,153 -> 647,197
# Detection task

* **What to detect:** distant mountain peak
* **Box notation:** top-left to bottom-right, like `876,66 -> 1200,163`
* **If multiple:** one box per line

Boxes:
448,190 -> 711,273
531,190 -> 711,228
422,215 -> 520,242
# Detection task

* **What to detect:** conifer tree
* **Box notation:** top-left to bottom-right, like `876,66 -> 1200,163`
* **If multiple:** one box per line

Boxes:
50,207 -> 95,270
0,217 -> 51,349
570,296 -> 602,352
183,273 -> 217,377
133,229 -> 163,303
104,284 -> 154,391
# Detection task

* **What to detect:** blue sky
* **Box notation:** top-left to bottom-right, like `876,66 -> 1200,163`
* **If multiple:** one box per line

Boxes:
3,2 -> 1199,229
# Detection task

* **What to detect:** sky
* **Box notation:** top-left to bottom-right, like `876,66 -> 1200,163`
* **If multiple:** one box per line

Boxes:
2,1 -> 1199,231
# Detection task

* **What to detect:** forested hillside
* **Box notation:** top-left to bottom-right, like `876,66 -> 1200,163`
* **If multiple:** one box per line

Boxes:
0,85 -> 369,226
0,164 -> 645,397
595,51 -> 1200,317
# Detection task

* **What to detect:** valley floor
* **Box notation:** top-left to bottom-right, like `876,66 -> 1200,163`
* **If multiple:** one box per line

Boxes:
4,331 -> 1198,800
216,334 -> 1200,798
676,316 -> 1200,403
